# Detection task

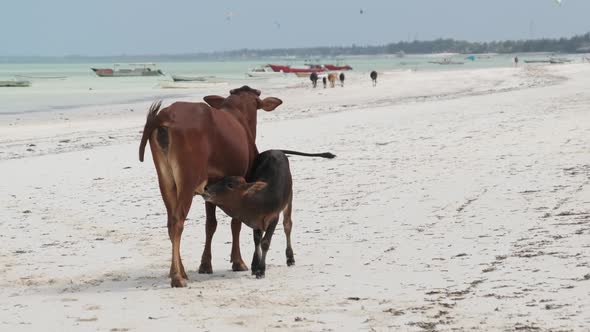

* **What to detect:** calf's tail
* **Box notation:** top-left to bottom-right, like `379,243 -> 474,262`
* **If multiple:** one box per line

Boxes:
279,150 -> 336,159
139,100 -> 162,162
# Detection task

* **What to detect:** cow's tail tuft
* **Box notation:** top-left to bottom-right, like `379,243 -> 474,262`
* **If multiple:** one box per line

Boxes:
139,100 -> 162,162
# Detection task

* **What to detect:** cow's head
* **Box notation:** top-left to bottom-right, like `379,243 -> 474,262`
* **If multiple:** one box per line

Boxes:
203,86 -> 282,139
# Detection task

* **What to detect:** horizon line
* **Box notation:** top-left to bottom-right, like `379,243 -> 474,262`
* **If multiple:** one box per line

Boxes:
1,31 -> 588,58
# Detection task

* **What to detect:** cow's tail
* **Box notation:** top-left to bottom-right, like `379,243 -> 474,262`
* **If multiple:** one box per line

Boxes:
279,150 -> 336,159
139,100 -> 163,162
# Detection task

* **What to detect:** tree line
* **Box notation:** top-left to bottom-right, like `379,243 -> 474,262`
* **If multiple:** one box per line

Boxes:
2,32 -> 589,63
200,32 -> 590,59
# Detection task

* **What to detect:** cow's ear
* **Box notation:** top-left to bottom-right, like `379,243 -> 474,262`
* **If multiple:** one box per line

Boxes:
260,97 -> 282,112
203,95 -> 225,109
243,181 -> 268,196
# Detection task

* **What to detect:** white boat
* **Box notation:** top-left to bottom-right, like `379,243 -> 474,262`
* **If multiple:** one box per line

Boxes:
549,57 -> 573,64
246,65 -> 286,78
294,72 -> 315,78
428,58 -> 464,65
171,75 -> 225,83
159,81 -> 228,89
15,74 -> 67,80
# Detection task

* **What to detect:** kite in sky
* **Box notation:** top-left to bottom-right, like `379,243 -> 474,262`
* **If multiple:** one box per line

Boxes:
225,12 -> 238,21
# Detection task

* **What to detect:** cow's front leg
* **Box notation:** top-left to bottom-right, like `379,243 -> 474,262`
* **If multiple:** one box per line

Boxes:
230,218 -> 248,271
198,202 -> 217,274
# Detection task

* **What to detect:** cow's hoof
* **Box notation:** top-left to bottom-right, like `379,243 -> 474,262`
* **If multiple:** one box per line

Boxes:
198,262 -> 213,274
170,267 -> 188,279
232,261 -> 248,272
171,276 -> 187,288
287,257 -> 295,266
255,271 -> 265,279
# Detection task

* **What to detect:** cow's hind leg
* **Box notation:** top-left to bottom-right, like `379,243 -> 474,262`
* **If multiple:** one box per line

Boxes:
255,218 -> 279,278
169,215 -> 187,280
231,218 -> 248,271
198,202 -> 217,274
150,139 -> 188,281
283,196 -> 295,266
169,189 -> 193,288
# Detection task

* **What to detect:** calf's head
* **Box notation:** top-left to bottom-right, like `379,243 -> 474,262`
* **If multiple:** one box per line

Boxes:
201,176 -> 267,216
203,86 -> 282,139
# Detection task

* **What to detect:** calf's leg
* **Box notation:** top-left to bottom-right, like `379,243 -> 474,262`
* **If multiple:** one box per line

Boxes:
251,229 -> 262,274
282,198 -> 295,266
255,218 -> 279,278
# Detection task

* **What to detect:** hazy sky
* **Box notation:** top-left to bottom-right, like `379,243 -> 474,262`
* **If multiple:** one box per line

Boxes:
2,0 -> 589,56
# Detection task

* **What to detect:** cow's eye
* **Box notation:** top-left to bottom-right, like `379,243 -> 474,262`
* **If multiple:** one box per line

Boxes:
226,182 -> 234,189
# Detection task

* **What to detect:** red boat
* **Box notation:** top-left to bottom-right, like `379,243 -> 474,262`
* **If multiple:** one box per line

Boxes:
268,64 -> 291,72
324,64 -> 353,71
268,64 -> 325,73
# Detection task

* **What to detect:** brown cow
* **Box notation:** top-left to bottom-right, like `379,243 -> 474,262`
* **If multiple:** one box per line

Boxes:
138,86 -> 282,287
200,149 -> 335,278
327,73 -> 337,88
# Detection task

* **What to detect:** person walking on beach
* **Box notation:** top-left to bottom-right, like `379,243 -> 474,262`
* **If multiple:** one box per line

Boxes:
514,56 -> 519,67
310,72 -> 318,88
339,72 -> 345,87
322,76 -> 327,88
370,71 -> 378,87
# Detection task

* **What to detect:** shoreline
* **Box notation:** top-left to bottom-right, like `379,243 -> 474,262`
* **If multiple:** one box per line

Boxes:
0,65 -> 573,161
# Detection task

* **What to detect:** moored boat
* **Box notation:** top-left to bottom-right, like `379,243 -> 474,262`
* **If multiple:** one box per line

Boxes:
15,74 -> 67,80
549,57 -> 573,64
294,72 -> 314,78
428,59 -> 464,65
159,81 -> 228,89
0,80 -> 31,87
524,60 -> 551,64
171,75 -> 208,82
268,64 -> 292,72
246,65 -> 287,78
323,64 -> 353,71
268,64 -> 325,74
91,63 -> 164,77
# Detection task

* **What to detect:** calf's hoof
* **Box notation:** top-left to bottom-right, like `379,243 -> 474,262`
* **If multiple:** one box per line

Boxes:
287,257 -> 295,266
286,248 -> 295,266
255,270 -> 266,279
170,276 -> 188,288
198,262 -> 213,274
232,261 -> 248,272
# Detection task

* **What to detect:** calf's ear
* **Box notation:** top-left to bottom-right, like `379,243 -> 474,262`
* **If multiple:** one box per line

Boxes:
260,97 -> 282,112
244,181 -> 268,196
204,95 -> 225,109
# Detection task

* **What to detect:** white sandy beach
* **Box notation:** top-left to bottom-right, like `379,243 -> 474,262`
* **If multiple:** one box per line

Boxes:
1,64 -> 589,331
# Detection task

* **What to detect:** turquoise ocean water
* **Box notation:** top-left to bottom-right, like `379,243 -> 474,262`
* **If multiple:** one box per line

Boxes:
0,53 -> 581,115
